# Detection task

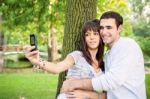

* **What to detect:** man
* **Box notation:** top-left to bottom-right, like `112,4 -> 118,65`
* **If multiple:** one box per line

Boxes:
62,11 -> 146,99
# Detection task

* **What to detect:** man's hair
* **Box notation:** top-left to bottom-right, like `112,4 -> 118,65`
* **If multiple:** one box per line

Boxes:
81,19 -> 105,71
100,11 -> 123,28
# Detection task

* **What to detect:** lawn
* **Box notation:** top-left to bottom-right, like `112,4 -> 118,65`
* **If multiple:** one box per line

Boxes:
146,74 -> 150,99
0,73 -> 58,99
0,73 -> 149,99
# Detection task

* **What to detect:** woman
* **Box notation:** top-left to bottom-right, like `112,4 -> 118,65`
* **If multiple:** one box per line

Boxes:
24,19 -> 106,99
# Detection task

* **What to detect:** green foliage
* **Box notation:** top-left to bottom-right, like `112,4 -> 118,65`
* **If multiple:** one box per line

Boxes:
133,20 -> 150,37
137,37 -> 150,61
128,0 -> 150,60
0,0 -> 65,45
48,0 -> 65,46
128,0 -> 146,15
1,0 -> 51,45
133,20 -> 150,61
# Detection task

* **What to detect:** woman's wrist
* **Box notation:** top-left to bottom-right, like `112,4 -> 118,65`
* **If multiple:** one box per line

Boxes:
33,59 -> 46,70
39,59 -> 46,69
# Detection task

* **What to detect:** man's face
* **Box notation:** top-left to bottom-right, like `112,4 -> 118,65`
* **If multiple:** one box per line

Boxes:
100,18 -> 122,48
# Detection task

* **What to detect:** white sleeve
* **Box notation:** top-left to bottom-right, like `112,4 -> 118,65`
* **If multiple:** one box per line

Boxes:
68,51 -> 81,64
92,41 -> 142,91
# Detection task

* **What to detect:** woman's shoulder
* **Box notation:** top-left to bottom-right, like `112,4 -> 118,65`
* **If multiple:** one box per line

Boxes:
70,50 -> 82,56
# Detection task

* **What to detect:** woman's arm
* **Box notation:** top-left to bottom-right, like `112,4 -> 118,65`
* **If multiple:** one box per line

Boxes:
66,90 -> 107,99
40,55 -> 74,74
24,46 -> 75,74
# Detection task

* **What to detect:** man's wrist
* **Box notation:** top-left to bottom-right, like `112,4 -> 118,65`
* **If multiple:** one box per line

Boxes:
82,79 -> 93,91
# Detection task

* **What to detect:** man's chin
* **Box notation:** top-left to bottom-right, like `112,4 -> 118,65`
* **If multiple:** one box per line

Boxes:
103,40 -> 109,44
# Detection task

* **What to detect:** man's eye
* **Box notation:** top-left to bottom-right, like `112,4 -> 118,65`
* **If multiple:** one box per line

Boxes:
107,26 -> 112,29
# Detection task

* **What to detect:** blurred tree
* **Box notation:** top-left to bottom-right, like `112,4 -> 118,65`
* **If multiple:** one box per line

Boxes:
128,0 -> 150,60
48,0 -> 65,61
0,0 -> 50,45
0,15 -> 4,71
56,0 -> 97,97
0,0 -> 65,61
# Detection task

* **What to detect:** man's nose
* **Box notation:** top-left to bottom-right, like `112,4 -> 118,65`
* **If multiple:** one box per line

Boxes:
100,28 -> 107,35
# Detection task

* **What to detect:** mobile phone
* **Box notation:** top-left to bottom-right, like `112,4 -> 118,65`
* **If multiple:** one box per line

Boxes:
30,34 -> 37,51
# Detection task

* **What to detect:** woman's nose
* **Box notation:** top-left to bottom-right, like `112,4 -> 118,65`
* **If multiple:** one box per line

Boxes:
90,33 -> 95,39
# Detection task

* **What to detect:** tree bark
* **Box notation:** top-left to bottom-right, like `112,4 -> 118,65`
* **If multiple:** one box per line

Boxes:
56,0 -> 97,98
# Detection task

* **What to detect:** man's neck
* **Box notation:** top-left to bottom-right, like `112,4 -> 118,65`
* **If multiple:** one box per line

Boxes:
108,36 -> 120,49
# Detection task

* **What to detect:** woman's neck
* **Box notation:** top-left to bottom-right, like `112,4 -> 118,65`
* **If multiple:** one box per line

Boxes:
88,49 -> 97,60
88,49 -> 100,72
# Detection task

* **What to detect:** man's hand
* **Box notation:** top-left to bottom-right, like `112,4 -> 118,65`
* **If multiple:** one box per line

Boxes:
66,90 -> 91,99
61,78 -> 81,93
61,77 -> 93,93
66,90 -> 107,99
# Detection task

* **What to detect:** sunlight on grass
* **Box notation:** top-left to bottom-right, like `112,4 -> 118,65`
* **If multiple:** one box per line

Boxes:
0,73 -> 149,99
0,73 -> 58,99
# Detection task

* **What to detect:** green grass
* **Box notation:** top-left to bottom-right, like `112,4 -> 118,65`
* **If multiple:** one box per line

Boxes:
0,73 -> 149,99
0,73 -> 58,99
146,74 -> 150,99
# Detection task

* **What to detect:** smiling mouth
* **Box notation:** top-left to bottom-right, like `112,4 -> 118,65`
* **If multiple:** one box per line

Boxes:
89,42 -> 96,44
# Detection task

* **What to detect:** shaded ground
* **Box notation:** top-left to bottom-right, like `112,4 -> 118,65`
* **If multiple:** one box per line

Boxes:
1,68 -> 44,74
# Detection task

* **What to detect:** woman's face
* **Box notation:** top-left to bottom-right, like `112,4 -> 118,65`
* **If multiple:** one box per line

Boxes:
85,30 -> 100,51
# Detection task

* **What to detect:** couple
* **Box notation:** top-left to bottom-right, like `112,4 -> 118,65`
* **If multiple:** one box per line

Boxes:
24,11 -> 146,99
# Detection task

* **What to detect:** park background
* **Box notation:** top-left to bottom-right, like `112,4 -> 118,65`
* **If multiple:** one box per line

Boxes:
0,0 -> 150,99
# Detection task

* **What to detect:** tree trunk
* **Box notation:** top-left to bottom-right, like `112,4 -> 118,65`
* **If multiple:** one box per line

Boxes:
0,15 -> 4,72
48,27 -> 58,62
56,0 -> 97,98
0,32 -> 4,70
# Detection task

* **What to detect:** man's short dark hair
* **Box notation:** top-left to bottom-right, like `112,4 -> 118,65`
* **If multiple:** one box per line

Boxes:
100,11 -> 123,28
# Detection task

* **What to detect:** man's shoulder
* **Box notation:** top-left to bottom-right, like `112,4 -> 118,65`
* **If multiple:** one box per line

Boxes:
121,37 -> 135,43
111,37 -> 138,53
120,37 -> 137,46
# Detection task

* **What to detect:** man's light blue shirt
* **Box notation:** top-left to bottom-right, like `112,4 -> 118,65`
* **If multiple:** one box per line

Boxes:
92,37 -> 146,99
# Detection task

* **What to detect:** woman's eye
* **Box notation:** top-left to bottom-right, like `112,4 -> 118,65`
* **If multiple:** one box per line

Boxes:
94,32 -> 99,35
85,33 -> 89,36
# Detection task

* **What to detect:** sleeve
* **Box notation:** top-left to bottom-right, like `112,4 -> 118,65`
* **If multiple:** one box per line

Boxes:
68,51 -> 81,64
92,40 -> 141,91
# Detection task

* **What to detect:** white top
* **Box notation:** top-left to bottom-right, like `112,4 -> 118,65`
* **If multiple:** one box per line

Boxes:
67,51 -> 102,79
92,37 -> 146,99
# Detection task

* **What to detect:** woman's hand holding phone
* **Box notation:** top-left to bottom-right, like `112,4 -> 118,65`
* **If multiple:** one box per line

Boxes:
24,34 -> 40,66
24,45 -> 40,66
